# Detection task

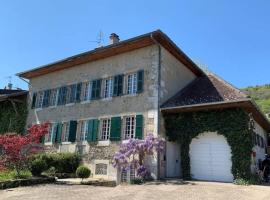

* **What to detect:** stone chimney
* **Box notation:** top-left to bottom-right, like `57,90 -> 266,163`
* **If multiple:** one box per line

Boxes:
109,33 -> 120,45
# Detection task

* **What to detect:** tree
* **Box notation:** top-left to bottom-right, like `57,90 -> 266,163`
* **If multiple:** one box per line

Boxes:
113,134 -> 165,180
0,122 -> 49,177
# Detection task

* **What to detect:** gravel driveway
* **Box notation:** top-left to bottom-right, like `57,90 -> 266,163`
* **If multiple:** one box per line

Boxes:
0,181 -> 270,200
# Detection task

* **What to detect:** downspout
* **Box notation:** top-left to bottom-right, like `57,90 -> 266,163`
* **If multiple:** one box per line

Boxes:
150,34 -> 162,179
18,76 -> 40,124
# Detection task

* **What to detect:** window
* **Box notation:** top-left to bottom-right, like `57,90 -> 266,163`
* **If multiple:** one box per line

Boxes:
78,120 -> 88,142
121,166 -> 136,183
124,116 -> 135,139
45,123 -> 56,143
103,78 -> 113,98
57,87 -> 67,105
82,82 -> 91,101
100,118 -> 111,140
36,91 -> 44,108
126,73 -> 137,94
95,163 -> 107,175
62,122 -> 70,142
49,89 -> 58,106
65,84 -> 77,104
91,79 -> 102,99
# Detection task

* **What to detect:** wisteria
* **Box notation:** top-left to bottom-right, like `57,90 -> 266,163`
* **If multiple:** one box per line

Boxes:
113,133 -> 165,180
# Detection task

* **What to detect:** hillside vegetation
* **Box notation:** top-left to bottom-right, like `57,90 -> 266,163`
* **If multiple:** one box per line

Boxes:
241,84 -> 270,119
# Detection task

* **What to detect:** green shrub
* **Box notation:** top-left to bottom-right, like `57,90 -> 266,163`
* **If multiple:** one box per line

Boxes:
0,170 -> 32,181
76,166 -> 91,181
29,159 -> 48,176
29,153 -> 81,175
234,174 -> 262,185
130,177 -> 144,185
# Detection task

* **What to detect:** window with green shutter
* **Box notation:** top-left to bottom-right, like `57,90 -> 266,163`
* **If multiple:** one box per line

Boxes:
69,84 -> 77,103
68,121 -> 77,143
87,119 -> 99,142
55,123 -> 63,143
91,79 -> 102,100
135,115 -> 143,139
113,75 -> 124,96
110,117 -> 121,141
137,70 -> 144,93
31,93 -> 37,109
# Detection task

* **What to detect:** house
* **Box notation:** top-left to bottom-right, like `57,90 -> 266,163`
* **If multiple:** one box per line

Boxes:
17,30 -> 269,183
0,85 -> 28,134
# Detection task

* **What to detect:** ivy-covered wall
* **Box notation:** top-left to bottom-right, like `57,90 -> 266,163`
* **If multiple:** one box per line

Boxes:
0,101 -> 28,134
164,108 -> 253,180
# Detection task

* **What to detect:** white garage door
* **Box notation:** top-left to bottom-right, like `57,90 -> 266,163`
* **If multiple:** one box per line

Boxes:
189,132 -> 233,182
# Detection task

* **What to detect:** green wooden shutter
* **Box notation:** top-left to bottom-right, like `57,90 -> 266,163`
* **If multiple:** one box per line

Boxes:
118,75 -> 123,95
92,119 -> 99,141
51,124 -> 57,143
86,119 -> 99,142
55,123 -> 63,143
76,83 -> 82,102
31,93 -> 37,109
68,121 -> 77,142
91,80 -> 102,99
40,135 -> 45,144
135,115 -> 143,139
110,117 -> 121,141
69,84 -> 77,103
113,76 -> 119,96
96,79 -> 101,99
87,120 -> 93,142
137,70 -> 144,93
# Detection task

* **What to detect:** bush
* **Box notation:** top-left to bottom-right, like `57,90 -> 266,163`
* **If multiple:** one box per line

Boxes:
29,159 -> 48,176
76,166 -> 91,181
234,174 -> 262,185
29,153 -> 81,175
130,177 -> 144,185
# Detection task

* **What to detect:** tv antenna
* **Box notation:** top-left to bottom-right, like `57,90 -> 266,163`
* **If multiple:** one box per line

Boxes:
90,30 -> 104,47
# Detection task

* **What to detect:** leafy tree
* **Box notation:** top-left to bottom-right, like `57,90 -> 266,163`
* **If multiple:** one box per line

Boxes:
113,134 -> 165,180
0,122 -> 49,177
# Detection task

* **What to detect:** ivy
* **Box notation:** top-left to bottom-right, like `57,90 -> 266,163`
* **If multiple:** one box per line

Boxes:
0,101 -> 28,135
164,108 -> 253,180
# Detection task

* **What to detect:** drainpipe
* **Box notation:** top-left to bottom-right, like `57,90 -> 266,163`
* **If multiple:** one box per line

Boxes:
150,33 -> 162,179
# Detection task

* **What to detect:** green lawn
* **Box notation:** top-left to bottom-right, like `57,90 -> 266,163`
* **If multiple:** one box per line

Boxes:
0,170 -> 32,181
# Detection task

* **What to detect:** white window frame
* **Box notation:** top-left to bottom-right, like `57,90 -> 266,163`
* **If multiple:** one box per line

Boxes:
126,73 -> 137,95
82,81 -> 91,102
121,165 -> 136,183
100,118 -> 111,141
103,78 -> 113,99
78,120 -> 88,142
123,116 -> 136,139
62,122 -> 70,142
36,91 -> 44,109
49,88 -> 58,107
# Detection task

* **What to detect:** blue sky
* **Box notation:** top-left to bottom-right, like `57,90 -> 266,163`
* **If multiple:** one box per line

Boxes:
0,0 -> 269,89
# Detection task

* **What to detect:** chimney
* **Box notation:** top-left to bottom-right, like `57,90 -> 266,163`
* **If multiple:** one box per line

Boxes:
109,33 -> 120,45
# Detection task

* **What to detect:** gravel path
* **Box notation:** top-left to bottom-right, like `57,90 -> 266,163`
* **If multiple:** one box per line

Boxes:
0,181 -> 270,200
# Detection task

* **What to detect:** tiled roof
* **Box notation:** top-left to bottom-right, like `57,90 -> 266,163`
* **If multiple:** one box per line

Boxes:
162,73 -> 248,108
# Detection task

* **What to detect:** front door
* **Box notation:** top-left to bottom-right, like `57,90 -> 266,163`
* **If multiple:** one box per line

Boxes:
166,142 -> 181,177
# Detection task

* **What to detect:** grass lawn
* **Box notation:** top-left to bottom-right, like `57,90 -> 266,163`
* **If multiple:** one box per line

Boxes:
0,170 -> 32,181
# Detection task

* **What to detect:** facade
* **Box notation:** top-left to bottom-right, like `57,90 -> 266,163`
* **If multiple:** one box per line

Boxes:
18,30 -> 269,183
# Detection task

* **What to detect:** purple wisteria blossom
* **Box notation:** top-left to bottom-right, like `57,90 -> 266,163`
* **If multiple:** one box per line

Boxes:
113,133 -> 165,180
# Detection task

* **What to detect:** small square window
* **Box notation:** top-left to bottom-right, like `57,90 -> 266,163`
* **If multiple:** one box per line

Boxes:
95,163 -> 107,175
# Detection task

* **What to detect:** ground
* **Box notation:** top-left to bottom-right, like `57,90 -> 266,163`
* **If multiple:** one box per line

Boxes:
0,181 -> 270,200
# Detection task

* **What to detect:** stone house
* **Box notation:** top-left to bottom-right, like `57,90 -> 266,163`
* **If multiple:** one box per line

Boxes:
17,30 -> 270,183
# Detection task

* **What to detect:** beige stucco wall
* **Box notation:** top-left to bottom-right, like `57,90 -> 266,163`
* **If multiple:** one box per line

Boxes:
27,45 -> 161,181
158,47 -> 197,178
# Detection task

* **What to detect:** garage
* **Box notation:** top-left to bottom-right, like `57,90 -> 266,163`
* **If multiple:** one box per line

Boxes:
189,132 -> 233,182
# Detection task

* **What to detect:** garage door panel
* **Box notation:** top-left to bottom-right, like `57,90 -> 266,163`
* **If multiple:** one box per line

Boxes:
190,132 -> 233,182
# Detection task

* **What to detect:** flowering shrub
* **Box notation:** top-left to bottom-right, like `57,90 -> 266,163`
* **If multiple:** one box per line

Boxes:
0,122 -> 49,177
113,133 -> 165,180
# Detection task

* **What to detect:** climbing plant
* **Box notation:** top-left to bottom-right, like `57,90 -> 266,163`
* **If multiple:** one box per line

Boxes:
164,108 -> 253,180
0,101 -> 28,135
